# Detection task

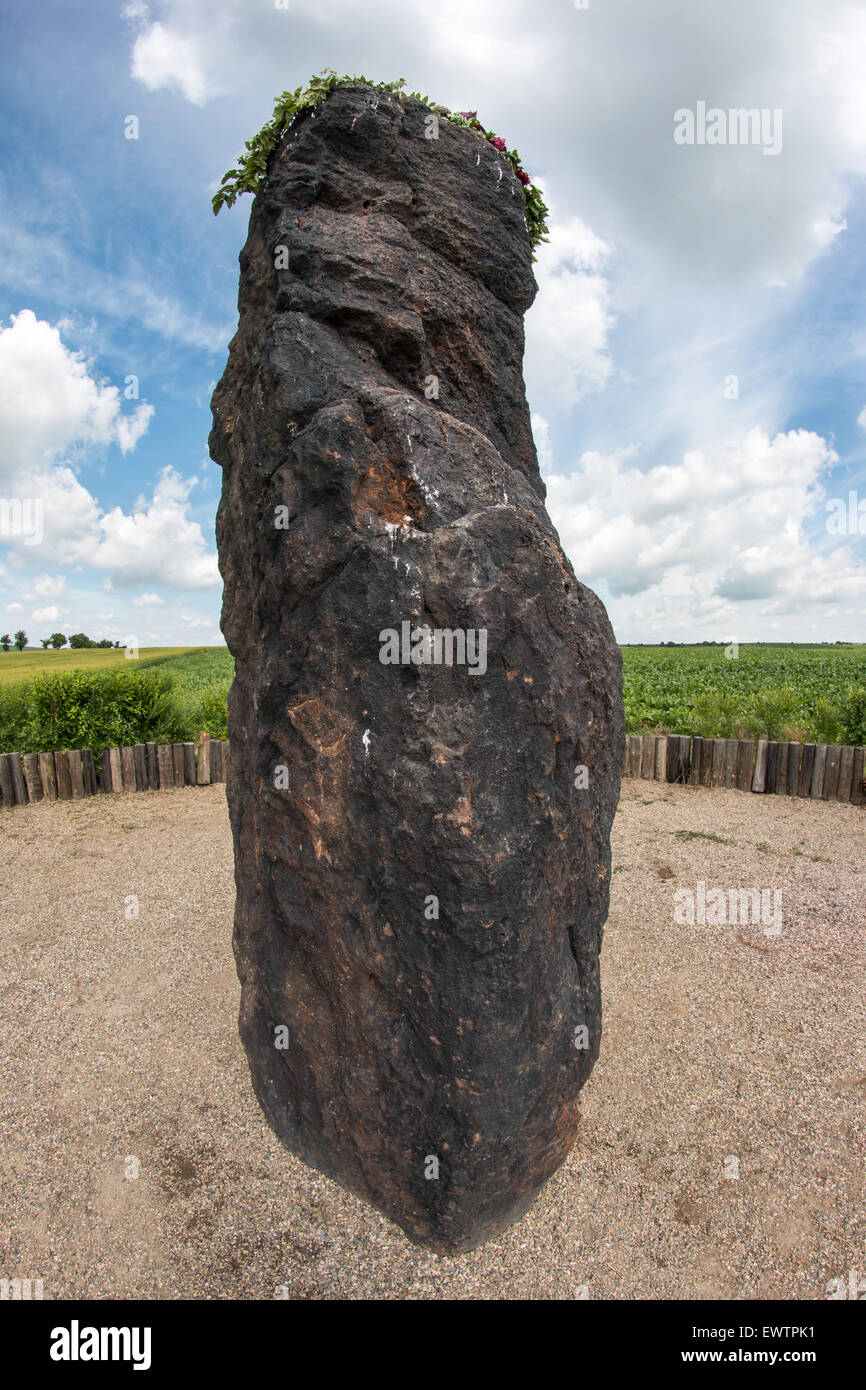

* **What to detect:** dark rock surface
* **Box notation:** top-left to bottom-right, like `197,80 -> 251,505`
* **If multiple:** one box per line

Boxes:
211,83 -> 624,1253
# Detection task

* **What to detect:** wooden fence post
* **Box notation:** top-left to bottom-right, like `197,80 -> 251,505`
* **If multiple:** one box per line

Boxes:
837,745 -> 855,803
767,742 -> 780,794
81,749 -> 97,795
21,753 -> 43,803
679,735 -> 693,783
0,754 -> 13,806
653,736 -> 667,780
724,739 -> 737,788
798,744 -> 816,797
54,751 -> 72,800
7,754 -> 27,805
38,751 -> 57,801
752,739 -> 768,793
692,733 -> 706,789
209,739 -> 224,783
196,732 -> 211,786
822,745 -> 841,801
634,734 -> 643,777
109,748 -> 123,792
99,748 -> 113,793
121,746 -> 136,792
133,744 -> 147,791
641,735 -> 655,779
811,744 -> 827,798
66,751 -> 82,798
157,743 -> 174,789
851,748 -> 865,806
775,742 -> 789,796
700,737 -> 713,786
785,742 -> 800,797
68,750 -> 85,799
735,740 -> 754,792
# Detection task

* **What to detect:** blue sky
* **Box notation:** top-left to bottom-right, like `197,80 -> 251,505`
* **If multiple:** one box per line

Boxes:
1,0 -> 865,645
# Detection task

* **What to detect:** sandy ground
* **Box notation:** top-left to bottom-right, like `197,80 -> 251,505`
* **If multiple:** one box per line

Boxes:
0,779 -> 863,1301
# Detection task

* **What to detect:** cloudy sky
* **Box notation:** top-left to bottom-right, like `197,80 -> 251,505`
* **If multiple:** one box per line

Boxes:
1,0 -> 865,645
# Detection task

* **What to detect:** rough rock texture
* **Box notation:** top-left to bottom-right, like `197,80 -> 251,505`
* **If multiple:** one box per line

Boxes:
211,83 -> 624,1253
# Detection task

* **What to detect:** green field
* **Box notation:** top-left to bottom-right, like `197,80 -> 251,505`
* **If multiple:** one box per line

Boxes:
0,646 -> 199,684
137,646 -> 234,693
0,647 -> 234,755
622,644 -> 866,745
1,643 -> 865,752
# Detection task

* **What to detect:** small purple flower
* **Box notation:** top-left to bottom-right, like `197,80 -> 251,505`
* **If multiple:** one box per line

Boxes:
459,110 -> 477,121
489,135 -> 506,151
516,168 -> 531,186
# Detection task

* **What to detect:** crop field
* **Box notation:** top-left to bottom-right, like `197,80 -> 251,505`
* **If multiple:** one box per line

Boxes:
622,644 -> 866,745
1,644 -> 865,752
138,646 -> 234,696
0,647 -> 233,755
0,646 -> 194,684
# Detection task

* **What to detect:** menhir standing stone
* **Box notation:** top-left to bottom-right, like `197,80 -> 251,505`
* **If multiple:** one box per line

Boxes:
211,82 -> 624,1253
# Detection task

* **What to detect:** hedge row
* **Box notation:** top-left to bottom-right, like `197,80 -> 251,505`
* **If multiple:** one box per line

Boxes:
0,667 -> 229,757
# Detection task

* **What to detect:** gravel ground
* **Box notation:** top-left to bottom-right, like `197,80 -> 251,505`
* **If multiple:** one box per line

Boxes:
0,780 -> 863,1301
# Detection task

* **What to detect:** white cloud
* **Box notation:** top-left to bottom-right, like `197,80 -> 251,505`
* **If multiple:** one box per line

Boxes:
2,463 -> 218,592
4,602 -> 23,613
0,225 -> 233,354
115,409 -> 154,454
857,406 -> 866,431
6,466 -> 101,555
125,0 -> 866,292
180,614 -> 218,628
132,591 -> 166,606
32,605 -> 62,623
546,427 -> 866,636
127,0 -> 546,113
131,21 -> 208,106
88,468 -> 220,589
32,574 -> 66,600
0,313 -> 216,594
0,310 -> 153,478
418,0 -> 549,77
525,213 -> 613,407
530,413 -> 553,477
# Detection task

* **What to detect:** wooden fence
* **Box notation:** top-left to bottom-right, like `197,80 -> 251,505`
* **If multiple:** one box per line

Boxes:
0,735 -> 228,807
622,734 -> 865,806
1,731 -> 864,808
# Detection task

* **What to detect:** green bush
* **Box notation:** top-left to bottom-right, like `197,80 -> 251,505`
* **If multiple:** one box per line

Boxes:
741,686 -> 798,741
198,683 -> 230,740
0,682 -> 38,754
811,697 -> 844,746
0,649 -> 235,754
839,686 -> 866,746
689,689 -> 740,738
0,667 -> 184,757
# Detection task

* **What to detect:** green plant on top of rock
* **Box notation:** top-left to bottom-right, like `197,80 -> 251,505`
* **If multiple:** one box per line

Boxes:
212,69 -> 549,256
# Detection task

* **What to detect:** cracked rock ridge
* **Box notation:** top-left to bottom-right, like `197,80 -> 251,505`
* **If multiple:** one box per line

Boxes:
210,82 -> 624,1253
